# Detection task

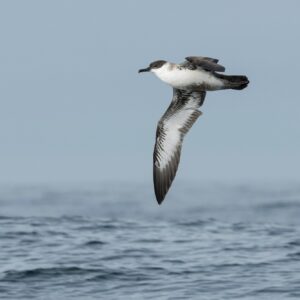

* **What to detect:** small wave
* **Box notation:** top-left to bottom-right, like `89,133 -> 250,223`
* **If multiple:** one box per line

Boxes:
256,200 -> 300,210
76,224 -> 117,231
247,286 -> 292,296
222,245 -> 260,252
266,227 -> 295,236
287,251 -> 300,259
141,266 -> 166,272
135,238 -> 162,243
2,267 -> 98,281
287,240 -> 300,247
4,230 -> 40,237
84,240 -> 106,246
176,219 -> 213,227
88,270 -> 126,281
44,230 -> 70,237
0,215 -> 21,220
231,222 -> 248,231
88,270 -> 151,282
208,261 -> 275,271
162,259 -> 185,264
122,248 -> 156,255
173,239 -> 192,244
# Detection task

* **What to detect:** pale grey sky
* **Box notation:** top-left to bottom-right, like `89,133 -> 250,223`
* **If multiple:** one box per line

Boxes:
0,0 -> 299,184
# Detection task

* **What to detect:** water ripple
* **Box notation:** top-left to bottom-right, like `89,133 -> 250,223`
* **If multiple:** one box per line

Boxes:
1,185 -> 300,299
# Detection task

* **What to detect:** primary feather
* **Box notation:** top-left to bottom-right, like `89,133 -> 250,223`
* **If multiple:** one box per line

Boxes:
153,89 -> 206,204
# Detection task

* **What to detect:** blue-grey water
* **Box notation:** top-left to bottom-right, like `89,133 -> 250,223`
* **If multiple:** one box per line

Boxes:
1,183 -> 300,299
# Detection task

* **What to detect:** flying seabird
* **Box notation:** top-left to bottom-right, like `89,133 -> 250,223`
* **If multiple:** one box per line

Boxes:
139,56 -> 249,204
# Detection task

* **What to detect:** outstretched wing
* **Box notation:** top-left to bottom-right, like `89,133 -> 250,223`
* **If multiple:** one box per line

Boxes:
153,89 -> 206,204
185,56 -> 225,72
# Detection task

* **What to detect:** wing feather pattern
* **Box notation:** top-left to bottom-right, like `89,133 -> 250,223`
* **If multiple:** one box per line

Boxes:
153,89 -> 206,204
185,56 -> 225,72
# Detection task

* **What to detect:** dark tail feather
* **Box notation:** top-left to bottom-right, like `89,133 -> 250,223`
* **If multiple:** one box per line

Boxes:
215,74 -> 249,90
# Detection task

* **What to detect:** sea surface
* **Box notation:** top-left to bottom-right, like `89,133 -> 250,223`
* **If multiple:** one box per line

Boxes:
0,183 -> 300,300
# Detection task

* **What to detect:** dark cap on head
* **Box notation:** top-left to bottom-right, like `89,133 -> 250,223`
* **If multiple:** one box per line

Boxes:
138,60 -> 166,73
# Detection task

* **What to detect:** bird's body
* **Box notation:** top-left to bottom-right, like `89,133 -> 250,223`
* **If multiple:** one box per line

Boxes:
151,62 -> 224,91
139,56 -> 249,204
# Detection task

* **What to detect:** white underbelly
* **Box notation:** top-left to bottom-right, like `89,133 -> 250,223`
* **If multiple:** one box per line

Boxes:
157,69 -> 223,90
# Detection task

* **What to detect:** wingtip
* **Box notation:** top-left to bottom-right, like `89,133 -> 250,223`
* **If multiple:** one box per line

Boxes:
155,190 -> 165,205
156,197 -> 164,205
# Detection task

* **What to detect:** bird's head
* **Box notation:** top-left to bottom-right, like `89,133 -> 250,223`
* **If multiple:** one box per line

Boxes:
138,60 -> 167,73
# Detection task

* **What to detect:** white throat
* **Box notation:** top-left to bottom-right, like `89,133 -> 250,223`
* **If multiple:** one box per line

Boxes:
151,62 -> 186,88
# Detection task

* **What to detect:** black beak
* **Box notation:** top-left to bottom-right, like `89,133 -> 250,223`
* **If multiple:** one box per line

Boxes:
138,67 -> 151,73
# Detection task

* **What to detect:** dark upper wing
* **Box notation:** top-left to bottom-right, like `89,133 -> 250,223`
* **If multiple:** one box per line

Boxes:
185,56 -> 225,72
153,89 -> 206,204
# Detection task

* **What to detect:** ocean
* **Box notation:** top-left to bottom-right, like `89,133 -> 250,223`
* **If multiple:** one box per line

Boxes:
0,183 -> 300,299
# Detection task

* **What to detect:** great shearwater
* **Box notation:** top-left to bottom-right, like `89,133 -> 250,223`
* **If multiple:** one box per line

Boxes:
139,56 -> 249,204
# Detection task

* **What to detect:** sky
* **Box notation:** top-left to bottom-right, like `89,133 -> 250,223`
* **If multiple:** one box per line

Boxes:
0,0 -> 299,185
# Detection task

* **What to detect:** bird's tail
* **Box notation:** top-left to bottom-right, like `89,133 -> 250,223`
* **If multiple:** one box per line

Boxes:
215,74 -> 249,90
